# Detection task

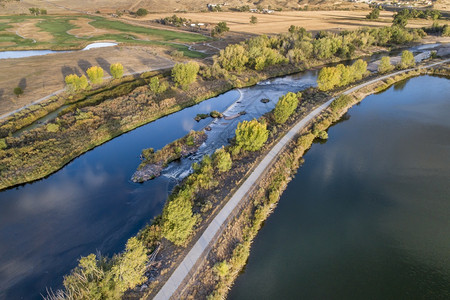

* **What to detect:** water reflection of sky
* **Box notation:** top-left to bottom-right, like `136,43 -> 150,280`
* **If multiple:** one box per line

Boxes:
229,76 -> 450,300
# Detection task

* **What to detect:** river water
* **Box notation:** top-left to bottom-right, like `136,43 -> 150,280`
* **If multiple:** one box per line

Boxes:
0,68 -> 317,298
0,43 -> 442,298
0,42 -> 118,60
229,75 -> 450,299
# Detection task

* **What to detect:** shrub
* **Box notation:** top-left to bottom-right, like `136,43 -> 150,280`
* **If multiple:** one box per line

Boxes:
149,76 -> 168,95
46,123 -> 60,133
171,62 -> 200,89
136,8 -> 148,17
273,92 -> 300,124
212,147 -> 232,172
378,56 -> 394,73
214,261 -> 229,278
13,87 -> 23,97
399,50 -> 415,69
110,63 -> 124,79
235,119 -> 269,151
250,15 -> 258,24
0,138 -> 6,150
86,66 -> 104,85
170,50 -> 184,58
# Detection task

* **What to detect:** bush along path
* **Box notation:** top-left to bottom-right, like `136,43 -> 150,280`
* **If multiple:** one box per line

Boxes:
152,58 -> 450,300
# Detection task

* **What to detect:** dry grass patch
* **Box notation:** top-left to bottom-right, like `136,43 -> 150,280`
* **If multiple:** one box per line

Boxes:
0,42 -> 15,47
6,19 -> 54,42
67,18 -> 123,38
146,10 -> 439,35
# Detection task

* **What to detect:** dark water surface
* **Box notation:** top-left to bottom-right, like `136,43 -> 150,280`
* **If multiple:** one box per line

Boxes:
0,69 -> 317,299
229,75 -> 450,300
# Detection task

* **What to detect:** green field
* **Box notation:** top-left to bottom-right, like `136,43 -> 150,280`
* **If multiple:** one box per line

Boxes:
0,15 -> 209,57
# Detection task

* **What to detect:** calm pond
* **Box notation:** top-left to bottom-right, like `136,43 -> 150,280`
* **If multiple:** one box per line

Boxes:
229,75 -> 450,299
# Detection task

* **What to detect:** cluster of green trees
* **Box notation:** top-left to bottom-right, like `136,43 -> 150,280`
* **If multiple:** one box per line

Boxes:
212,25 -> 425,77
317,59 -> 367,91
161,146 -> 233,245
65,74 -> 89,93
160,14 -> 189,27
211,22 -> 230,37
29,7 -> 47,15
378,50 -> 415,73
171,62 -> 200,89
273,92 -> 301,124
51,237 -> 148,299
217,35 -> 287,73
65,63 -> 124,93
393,9 -> 441,28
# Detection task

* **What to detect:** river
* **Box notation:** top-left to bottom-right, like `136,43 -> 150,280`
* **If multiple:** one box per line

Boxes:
0,42 -> 118,60
0,69 -> 317,299
228,75 -> 450,299
0,43 -> 443,298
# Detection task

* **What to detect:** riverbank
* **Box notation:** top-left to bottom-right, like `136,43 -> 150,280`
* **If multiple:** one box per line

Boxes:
147,61 -> 449,299
0,43 -> 390,191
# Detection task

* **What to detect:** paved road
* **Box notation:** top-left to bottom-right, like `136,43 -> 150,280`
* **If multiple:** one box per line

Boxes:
152,58 -> 450,300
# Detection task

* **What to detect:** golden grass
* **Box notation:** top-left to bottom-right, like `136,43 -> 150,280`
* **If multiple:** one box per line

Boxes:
144,10 -> 440,35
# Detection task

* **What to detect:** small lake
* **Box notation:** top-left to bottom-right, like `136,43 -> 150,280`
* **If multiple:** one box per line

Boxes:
229,75 -> 450,299
0,42 -> 118,60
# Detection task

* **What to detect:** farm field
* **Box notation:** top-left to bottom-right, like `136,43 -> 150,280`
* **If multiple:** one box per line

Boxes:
142,10 -> 441,35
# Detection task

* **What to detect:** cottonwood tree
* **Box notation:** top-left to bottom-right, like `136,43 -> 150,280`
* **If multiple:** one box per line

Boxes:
235,119 -> 269,151
399,50 -> 415,69
161,188 -> 198,245
110,63 -> 124,79
378,56 -> 394,73
217,44 -> 249,73
273,92 -> 300,124
212,147 -> 232,172
86,66 -> 104,85
171,62 -> 200,89
65,74 -> 89,92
